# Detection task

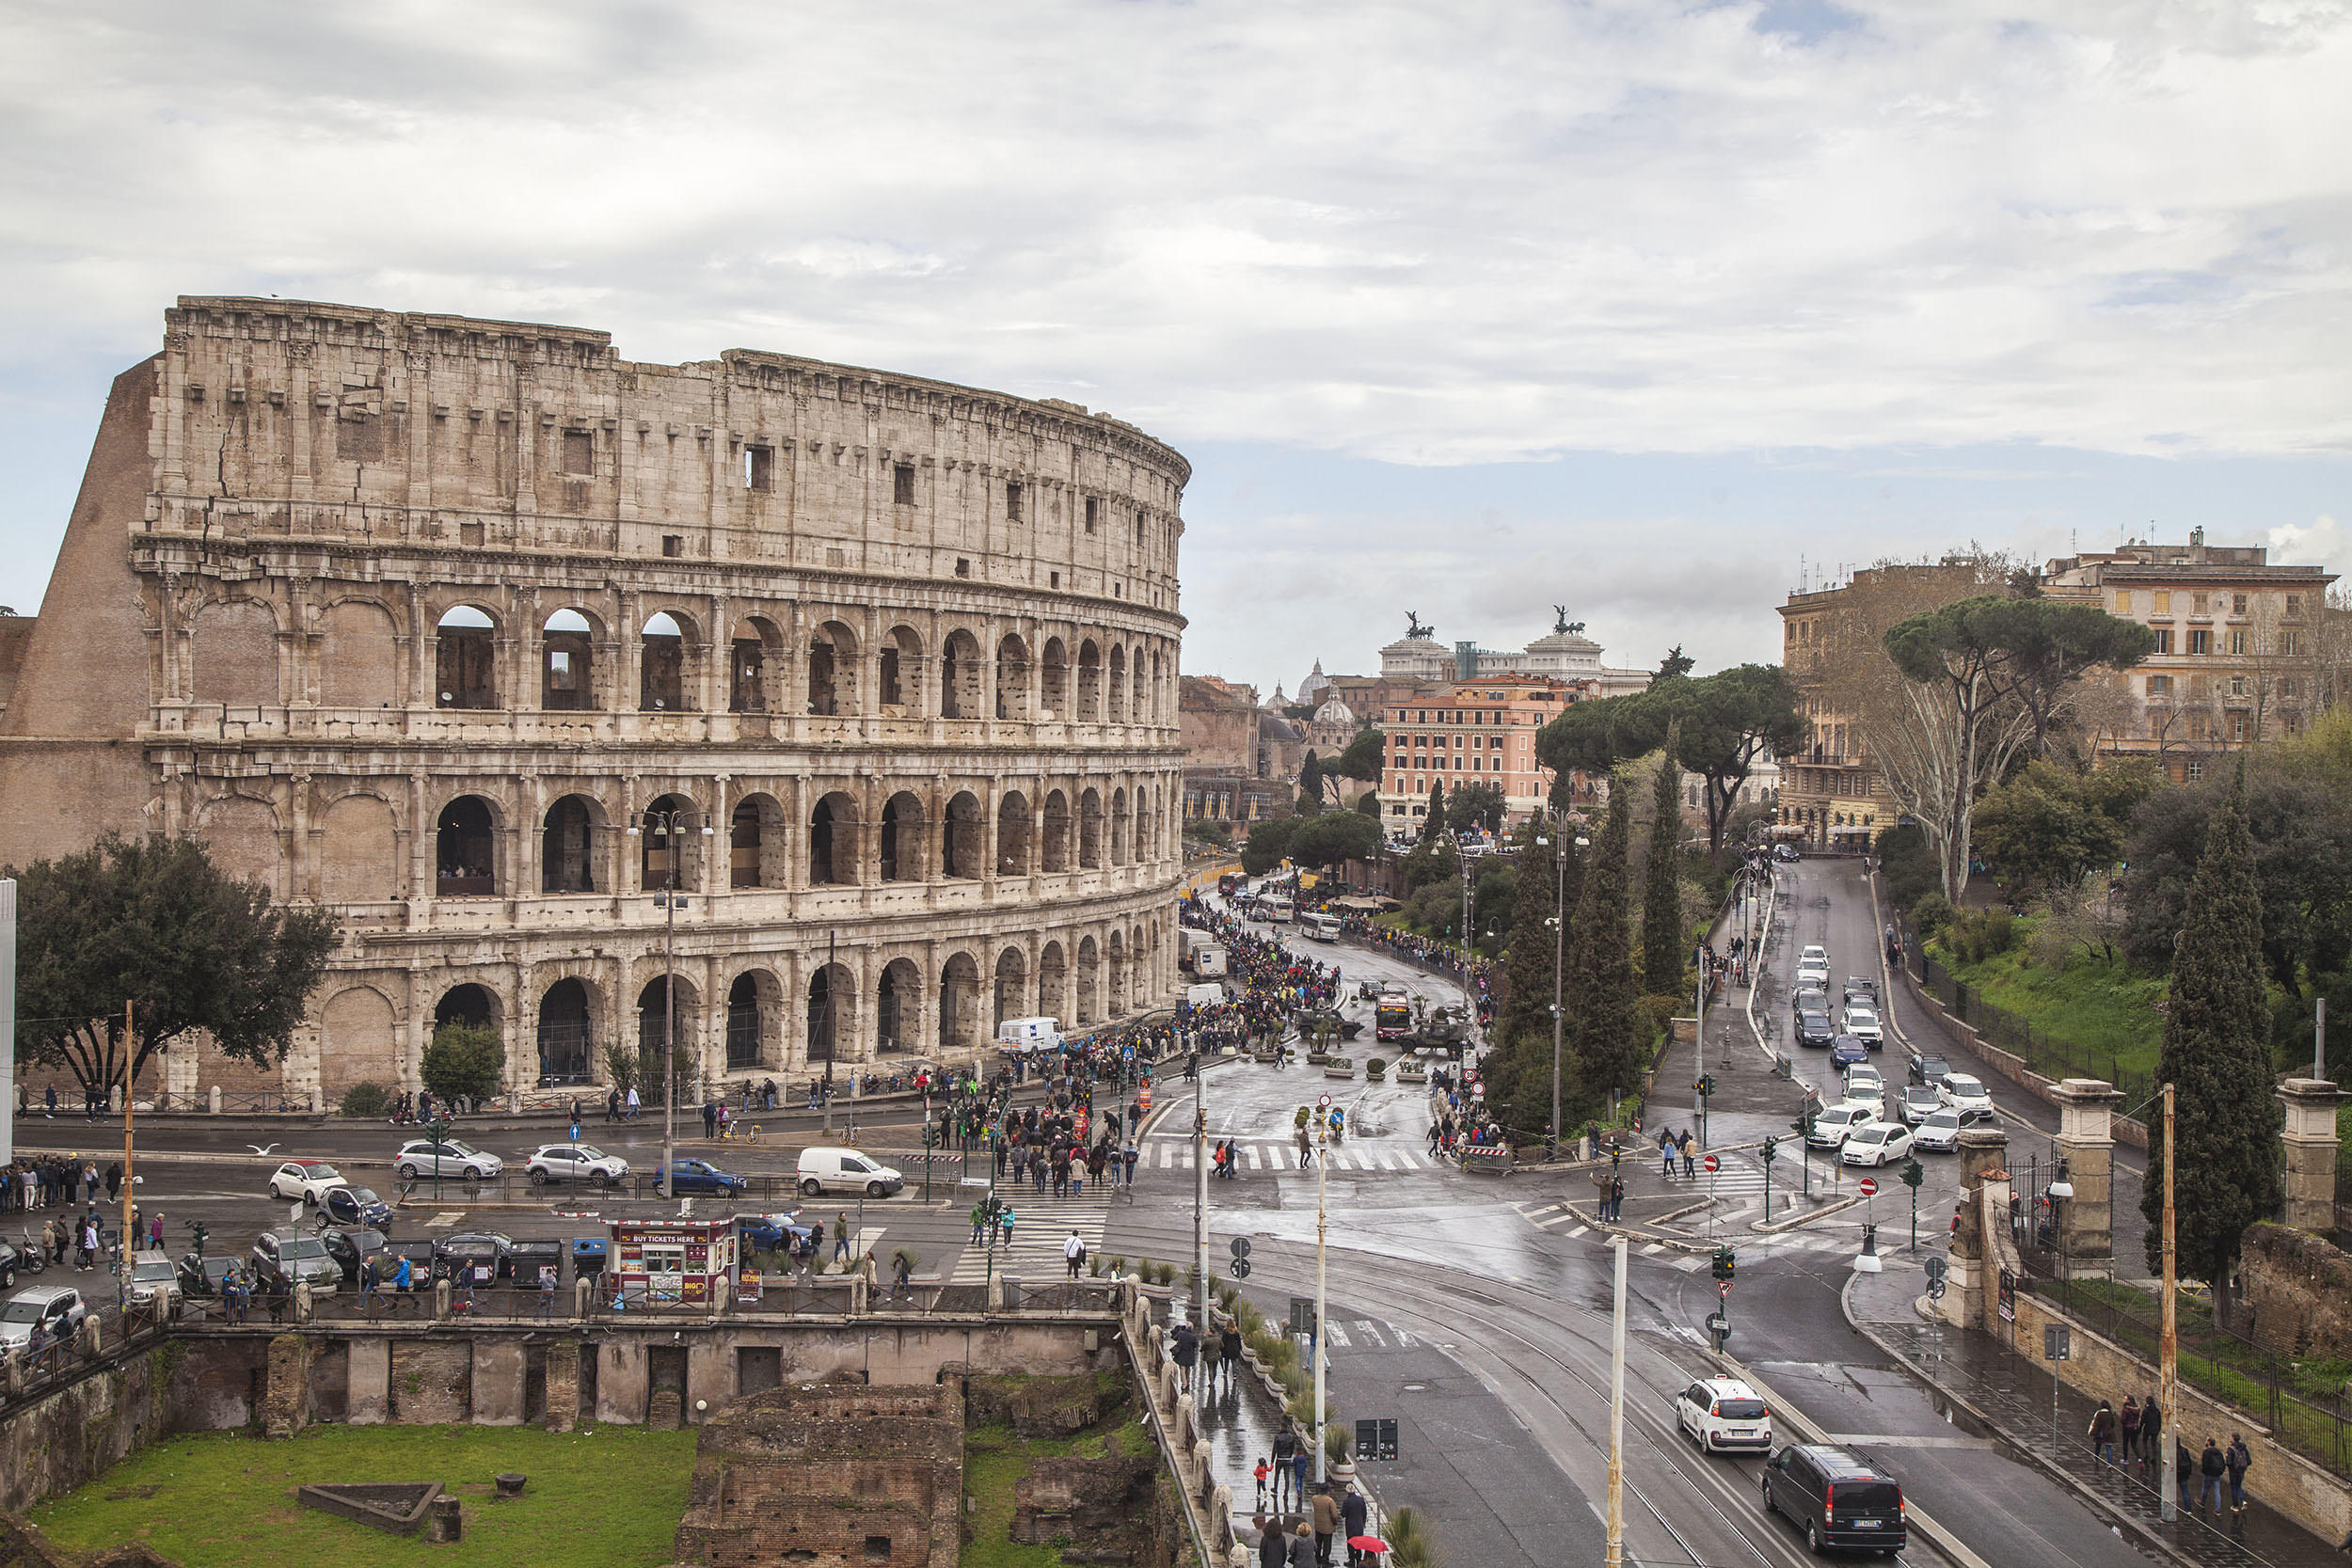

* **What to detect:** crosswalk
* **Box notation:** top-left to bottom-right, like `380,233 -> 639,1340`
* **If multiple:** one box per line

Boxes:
947,1190 -> 1114,1283
1140,1137 -> 1438,1173
1508,1197 -> 1883,1263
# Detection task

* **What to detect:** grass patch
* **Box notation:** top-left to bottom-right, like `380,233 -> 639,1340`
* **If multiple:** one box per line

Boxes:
1929,930 -> 2167,1082
961,1417 -> 1152,1568
30,1425 -> 695,1568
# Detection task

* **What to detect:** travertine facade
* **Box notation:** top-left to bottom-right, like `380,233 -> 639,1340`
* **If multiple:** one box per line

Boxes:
0,298 -> 1189,1100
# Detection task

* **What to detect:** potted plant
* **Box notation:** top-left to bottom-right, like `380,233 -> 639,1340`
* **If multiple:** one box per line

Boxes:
1323,1055 -> 1354,1078
1366,1056 -> 1388,1081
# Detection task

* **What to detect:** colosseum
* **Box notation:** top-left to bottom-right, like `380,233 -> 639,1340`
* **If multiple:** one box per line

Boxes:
0,297 -> 1189,1105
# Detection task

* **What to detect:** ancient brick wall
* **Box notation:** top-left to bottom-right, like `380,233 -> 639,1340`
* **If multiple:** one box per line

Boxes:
2242,1222 -> 2352,1359
388,1341 -> 471,1425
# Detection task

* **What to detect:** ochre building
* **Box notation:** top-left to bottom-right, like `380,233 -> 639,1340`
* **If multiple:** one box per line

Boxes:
0,298 -> 1189,1103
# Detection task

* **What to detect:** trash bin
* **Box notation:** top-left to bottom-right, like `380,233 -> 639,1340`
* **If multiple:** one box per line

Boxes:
570,1238 -> 608,1280
509,1238 -> 564,1286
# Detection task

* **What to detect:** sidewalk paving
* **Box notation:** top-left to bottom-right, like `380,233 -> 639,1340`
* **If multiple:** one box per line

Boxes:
1847,1257 -> 2347,1568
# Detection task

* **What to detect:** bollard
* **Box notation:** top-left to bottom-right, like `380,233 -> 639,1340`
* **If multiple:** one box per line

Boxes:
435,1278 -> 453,1322
294,1281 -> 313,1323
426,1496 -> 462,1543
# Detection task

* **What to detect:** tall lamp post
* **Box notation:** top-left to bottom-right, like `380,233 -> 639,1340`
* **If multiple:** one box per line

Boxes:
1534,820 -> 1587,1155
626,804 -> 715,1199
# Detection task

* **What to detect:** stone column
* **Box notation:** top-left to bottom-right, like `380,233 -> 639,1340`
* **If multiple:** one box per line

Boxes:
2279,1078 -> 2345,1232
2050,1078 -> 2122,1277
544,1338 -> 580,1433
1947,1125 -> 2008,1328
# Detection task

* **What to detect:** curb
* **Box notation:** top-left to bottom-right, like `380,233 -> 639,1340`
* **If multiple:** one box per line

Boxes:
1836,1271 -> 2210,1568
1750,1194 -> 1864,1234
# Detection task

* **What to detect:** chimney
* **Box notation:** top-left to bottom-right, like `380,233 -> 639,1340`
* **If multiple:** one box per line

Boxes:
2189,526 -> 2206,563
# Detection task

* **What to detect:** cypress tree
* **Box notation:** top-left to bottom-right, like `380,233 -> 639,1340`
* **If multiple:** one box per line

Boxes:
1485,831 -> 1561,1135
1641,725 -> 1687,998
1569,786 -> 1644,1115
2140,767 -> 2282,1329
1421,780 -> 1448,843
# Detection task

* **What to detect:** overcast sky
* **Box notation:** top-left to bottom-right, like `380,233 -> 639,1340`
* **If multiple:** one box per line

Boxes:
4,0 -> 2348,693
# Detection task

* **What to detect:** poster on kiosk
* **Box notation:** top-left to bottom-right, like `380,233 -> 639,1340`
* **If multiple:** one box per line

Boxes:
609,1217 -> 737,1307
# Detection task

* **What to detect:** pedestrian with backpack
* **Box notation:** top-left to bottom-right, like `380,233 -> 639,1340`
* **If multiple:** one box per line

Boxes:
2226,1433 -> 2251,1513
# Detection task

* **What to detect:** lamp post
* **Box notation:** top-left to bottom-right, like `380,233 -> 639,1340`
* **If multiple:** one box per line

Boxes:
626,804 -> 716,1199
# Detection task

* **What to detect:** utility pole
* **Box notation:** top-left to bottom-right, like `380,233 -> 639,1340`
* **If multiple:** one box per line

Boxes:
2159,1083 -> 2179,1524
822,929 -> 838,1134
1606,1234 -> 1627,1568
1193,1073 -> 1208,1338
121,999 -> 135,1278
1314,1101 -> 1329,1485
2317,997 -> 2327,1080
628,806 -> 713,1199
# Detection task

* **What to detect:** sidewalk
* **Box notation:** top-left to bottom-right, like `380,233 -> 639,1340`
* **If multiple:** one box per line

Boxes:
1846,1256 -> 2346,1568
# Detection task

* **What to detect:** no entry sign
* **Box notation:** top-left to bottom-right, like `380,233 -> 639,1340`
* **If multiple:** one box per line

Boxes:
1858,1177 -> 1879,1197
1702,1154 -> 1720,1174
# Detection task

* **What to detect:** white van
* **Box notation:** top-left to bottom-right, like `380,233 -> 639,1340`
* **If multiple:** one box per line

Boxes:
1185,981 -> 1225,1006
797,1147 -> 905,1197
995,1016 -> 1060,1053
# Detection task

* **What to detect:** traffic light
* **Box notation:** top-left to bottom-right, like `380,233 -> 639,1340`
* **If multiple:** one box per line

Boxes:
1759,1135 -> 1777,1165
1900,1158 -> 1925,1189
1696,1075 -> 1716,1099
1711,1245 -> 1736,1282
922,1121 -> 937,1148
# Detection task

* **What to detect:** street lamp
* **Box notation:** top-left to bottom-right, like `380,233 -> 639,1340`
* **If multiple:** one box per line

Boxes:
1534,822 -> 1587,1156
626,804 -> 716,1199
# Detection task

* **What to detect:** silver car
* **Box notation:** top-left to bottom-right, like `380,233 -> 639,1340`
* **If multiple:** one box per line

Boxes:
526,1142 -> 629,1186
394,1138 -> 504,1180
126,1252 -> 182,1314
252,1231 -> 342,1293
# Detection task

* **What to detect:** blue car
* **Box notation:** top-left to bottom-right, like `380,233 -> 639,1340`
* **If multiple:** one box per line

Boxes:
1829,1035 -> 1871,1067
665,1159 -> 747,1196
735,1212 -> 819,1253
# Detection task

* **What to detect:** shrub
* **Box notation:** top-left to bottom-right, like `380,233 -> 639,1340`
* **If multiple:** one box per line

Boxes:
1367,1057 -> 1388,1075
338,1081 -> 392,1118
1911,891 -> 1956,940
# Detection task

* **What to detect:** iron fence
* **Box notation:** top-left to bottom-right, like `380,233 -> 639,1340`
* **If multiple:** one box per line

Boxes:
1908,943 -> 2156,1112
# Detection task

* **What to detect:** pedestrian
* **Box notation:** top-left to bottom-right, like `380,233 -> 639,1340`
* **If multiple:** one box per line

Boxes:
2119,1395 -> 2141,1463
2175,1438 -> 2195,1506
1170,1319 -> 1199,1394
2090,1401 -> 2117,1465
999,1206 -> 1016,1249
148,1212 -> 165,1251
2139,1395 -> 2162,1472
105,1161 -> 122,1201
2226,1433 -> 2251,1513
2201,1436 -> 2228,1514
1659,1130 -> 1675,1179
1253,1460 -> 1272,1513
970,1202 -> 989,1244
834,1212 -> 850,1267
702,1101 -> 719,1139
1341,1485 -> 1369,1566
1221,1319 -> 1245,1395
1288,1522 -> 1316,1568
1290,1449 -> 1311,1520
1609,1175 -> 1625,1223
43,1085 -> 56,1118
361,1253 -> 387,1313
1256,1517 -> 1287,1568
536,1265 -> 557,1320
1272,1424 -> 1298,1511
1123,1142 -> 1139,1187
1678,1129 -> 1694,1180
394,1252 -> 413,1302
627,1085 -> 641,1120
1064,1229 -> 1086,1280
1312,1485 -> 1340,1566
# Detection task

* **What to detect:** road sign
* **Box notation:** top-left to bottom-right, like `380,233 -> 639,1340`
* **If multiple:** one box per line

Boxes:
1290,1296 -> 1315,1335
1354,1418 -> 1400,1462
1229,1237 -> 1252,1259
1230,1259 -> 1252,1279
1317,1094 -> 1331,1109
2043,1324 -> 2071,1362
1705,1312 -> 1728,1336
1922,1256 -> 1947,1285
1858,1177 -> 1879,1197
1703,1154 -> 1721,1173
1718,1281 -> 1733,1298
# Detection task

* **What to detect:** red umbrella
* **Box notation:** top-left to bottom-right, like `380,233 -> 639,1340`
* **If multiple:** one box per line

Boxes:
1348,1537 -> 1391,1554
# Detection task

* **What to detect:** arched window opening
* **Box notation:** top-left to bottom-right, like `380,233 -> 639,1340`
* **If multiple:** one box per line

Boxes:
939,954 -> 979,1052
436,797 -> 497,895
995,635 -> 1031,721
1108,645 -> 1129,722
878,959 -> 920,1055
730,799 -> 764,888
1041,791 -> 1073,874
638,794 -> 704,890
437,605 -> 497,709
640,612 -> 685,711
725,973 -> 766,1071
730,619 -> 771,714
536,978 -> 594,1086
542,609 -> 594,711
997,791 -> 1033,876
993,948 -> 1027,1030
541,794 -> 597,893
881,792 -> 922,882
942,792 -> 983,879
941,631 -> 985,720
1078,789 -> 1104,870
810,793 -> 859,886
1041,638 -> 1070,719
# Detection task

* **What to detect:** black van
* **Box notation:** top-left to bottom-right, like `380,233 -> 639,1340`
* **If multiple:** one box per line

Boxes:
1760,1444 -> 1905,1555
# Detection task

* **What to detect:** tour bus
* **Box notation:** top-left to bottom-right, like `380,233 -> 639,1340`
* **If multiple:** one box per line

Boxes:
1375,990 -> 1414,1041
1261,895 -> 1295,924
1305,912 -> 1342,943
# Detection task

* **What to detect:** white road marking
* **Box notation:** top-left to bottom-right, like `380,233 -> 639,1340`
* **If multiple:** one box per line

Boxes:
1390,1325 -> 1417,1347
1640,1242 -> 1665,1256
1354,1320 -> 1388,1348
1568,1226 -> 1590,1238
426,1212 -> 464,1227
1325,1322 -> 1351,1347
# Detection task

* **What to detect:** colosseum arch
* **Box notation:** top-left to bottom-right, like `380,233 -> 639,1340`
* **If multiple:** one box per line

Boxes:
880,791 -> 925,881
724,969 -> 781,1073
321,985 -> 402,1098
1107,645 -> 1128,721
942,791 -> 984,879
1148,649 -> 1164,725
1041,790 -> 1073,873
1040,637 -> 1070,718
728,793 -> 789,888
639,611 -> 691,712
1134,790 -> 1152,866
880,625 -> 922,711
1078,788 -> 1104,869
1129,924 -> 1149,1011
1038,941 -> 1069,1023
940,629 -> 984,720
434,794 -> 501,896
319,791 -> 398,903
939,952 -> 981,1052
541,792 -> 604,894
996,790 -> 1033,876
1128,643 -> 1149,722
1075,935 -> 1100,1026
1106,928 -> 1128,1016
729,616 -> 783,713
994,634 -> 1032,721
638,792 -> 707,891
535,976 -> 599,1085
877,958 -> 922,1054
191,596 -> 279,707
541,608 -> 599,711
435,604 -> 499,709
1076,640 -> 1103,721
318,597 -> 400,708
809,791 -> 861,886
993,946 -> 1028,1029
1109,786 -> 1130,865
808,620 -> 859,717
805,961 -> 856,1064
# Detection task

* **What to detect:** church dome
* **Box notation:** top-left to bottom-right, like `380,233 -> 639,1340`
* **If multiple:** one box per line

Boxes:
1313,695 -> 1355,726
1297,659 -> 1330,704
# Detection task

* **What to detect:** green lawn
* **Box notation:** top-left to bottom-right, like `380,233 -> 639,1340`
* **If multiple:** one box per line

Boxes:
31,1425 -> 696,1568
961,1418 -> 1152,1568
1929,930 -> 2167,1083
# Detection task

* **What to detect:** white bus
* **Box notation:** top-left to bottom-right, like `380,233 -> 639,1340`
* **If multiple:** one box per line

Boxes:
1261,895 -> 1295,924
1305,912 -> 1342,942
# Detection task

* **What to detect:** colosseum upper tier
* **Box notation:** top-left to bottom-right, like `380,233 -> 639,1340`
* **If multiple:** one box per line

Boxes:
0,297 -> 1191,1102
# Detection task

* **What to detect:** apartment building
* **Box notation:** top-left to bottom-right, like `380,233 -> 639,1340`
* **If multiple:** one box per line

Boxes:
1376,677 -> 1583,828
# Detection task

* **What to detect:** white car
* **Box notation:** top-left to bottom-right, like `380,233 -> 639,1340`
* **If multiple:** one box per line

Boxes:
1912,1108 -> 1963,1152
1842,1006 -> 1884,1047
1800,945 -> 1829,967
266,1161 -> 348,1205
1841,1122 -> 1915,1166
1805,1104 -> 1876,1148
1796,961 -> 1832,990
393,1138 -> 504,1180
1841,1067 -> 1883,1113
1675,1376 -> 1772,1453
1938,1073 -> 1995,1122
526,1142 -> 629,1186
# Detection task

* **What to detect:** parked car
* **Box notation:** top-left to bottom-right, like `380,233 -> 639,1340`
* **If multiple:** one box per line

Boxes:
1912,1108 -> 1963,1152
1842,977 -> 1880,1008
665,1159 -> 750,1197
0,1285 -> 88,1356
1675,1376 -> 1772,1454
1790,988 -> 1830,1030
176,1254 -> 238,1300
1773,843 -> 1800,862
321,1227 -> 390,1286
736,1212 -> 821,1254
1938,1073 -> 1995,1121
1804,1104 -> 1875,1149
1842,1006 -> 1884,1048
1908,1053 -> 1952,1088
266,1161 -> 348,1205
125,1251 -> 181,1314
252,1231 -> 342,1293
1829,1035 -> 1870,1067
0,1235 -> 26,1291
433,1232 -> 515,1286
1760,1444 -> 1907,1555
1841,1066 -> 1883,1112
1841,1122 -> 1915,1167
393,1139 -> 504,1180
527,1143 -> 630,1186
1797,1011 -> 1836,1049
795,1147 -> 904,1197
321,1184 -> 393,1230
1896,1085 -> 1942,1126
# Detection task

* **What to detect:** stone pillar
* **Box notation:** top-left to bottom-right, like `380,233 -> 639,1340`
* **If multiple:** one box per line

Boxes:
2050,1078 -> 2122,1277
348,1336 -> 390,1425
264,1334 -> 314,1438
472,1338 -> 527,1425
2279,1078 -> 2344,1232
1947,1125 -> 2008,1328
